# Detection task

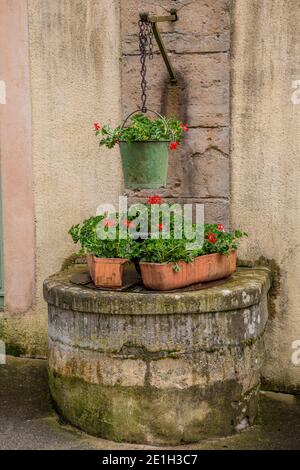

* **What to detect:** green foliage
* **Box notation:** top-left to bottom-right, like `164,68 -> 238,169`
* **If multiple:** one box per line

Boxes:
202,224 -> 247,256
69,212 -> 247,268
95,114 -> 186,149
136,237 -> 198,264
69,215 -> 137,259
136,223 -> 247,267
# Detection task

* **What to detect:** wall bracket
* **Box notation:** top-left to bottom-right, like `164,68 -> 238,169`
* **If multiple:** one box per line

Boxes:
139,9 -> 178,83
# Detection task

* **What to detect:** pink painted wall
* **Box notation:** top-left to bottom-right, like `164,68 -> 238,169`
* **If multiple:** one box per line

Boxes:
0,0 -> 35,312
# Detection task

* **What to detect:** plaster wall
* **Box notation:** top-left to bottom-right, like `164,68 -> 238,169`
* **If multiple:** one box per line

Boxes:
0,0 -> 35,314
0,0 -> 122,355
231,0 -> 300,392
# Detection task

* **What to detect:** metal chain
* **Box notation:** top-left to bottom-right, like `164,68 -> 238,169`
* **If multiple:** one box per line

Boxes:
138,18 -> 154,113
147,21 -> 154,60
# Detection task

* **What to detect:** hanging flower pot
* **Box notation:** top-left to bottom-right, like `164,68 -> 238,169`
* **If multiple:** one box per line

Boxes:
94,110 -> 187,190
92,15 -> 187,189
119,141 -> 168,189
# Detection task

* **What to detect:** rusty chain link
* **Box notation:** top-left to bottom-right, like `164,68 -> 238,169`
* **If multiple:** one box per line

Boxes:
138,18 -> 154,113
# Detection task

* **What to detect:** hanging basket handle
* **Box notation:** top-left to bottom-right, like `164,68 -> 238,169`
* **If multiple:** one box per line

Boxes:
121,108 -> 168,133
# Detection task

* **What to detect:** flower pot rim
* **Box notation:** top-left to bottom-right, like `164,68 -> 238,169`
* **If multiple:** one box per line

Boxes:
139,251 -> 237,267
90,256 -> 129,264
119,140 -> 170,144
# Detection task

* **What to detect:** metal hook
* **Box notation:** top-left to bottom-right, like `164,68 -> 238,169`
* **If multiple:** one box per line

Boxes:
139,10 -> 178,83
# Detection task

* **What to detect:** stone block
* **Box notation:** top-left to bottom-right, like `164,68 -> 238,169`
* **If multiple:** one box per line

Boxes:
49,340 -> 147,387
206,350 -> 227,383
232,342 -> 263,392
182,151 -> 229,198
125,195 -> 229,226
122,53 -> 229,127
150,355 -> 208,389
182,127 -> 229,156
121,0 -> 231,54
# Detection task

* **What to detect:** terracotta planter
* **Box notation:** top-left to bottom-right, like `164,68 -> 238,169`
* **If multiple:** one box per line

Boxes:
86,254 -> 128,288
140,251 -> 237,291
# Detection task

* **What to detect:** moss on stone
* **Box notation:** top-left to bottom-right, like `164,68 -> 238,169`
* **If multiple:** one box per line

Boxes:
0,313 -> 48,358
44,266 -> 271,316
48,369 -> 260,445
238,256 -> 280,319
61,253 -> 87,271
45,264 -> 270,444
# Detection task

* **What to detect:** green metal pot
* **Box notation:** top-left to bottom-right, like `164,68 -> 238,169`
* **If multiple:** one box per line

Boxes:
119,141 -> 169,189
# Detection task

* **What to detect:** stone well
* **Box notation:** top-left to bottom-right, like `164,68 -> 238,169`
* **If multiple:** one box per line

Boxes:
44,265 -> 271,445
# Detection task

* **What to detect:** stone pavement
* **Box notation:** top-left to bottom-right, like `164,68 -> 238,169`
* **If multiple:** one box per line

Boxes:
0,356 -> 300,450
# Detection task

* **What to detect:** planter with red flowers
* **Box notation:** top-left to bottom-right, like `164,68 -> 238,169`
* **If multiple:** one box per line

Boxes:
68,197 -> 247,291
69,215 -> 137,288
94,111 -> 188,190
136,199 -> 247,290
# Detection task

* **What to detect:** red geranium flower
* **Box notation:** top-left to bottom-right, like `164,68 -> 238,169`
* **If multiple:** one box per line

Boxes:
169,141 -> 179,150
122,219 -> 135,229
207,232 -> 217,244
102,219 -> 116,228
180,123 -> 189,132
157,223 -> 164,232
217,223 -> 225,232
114,140 -> 119,144
94,123 -> 101,131
146,195 -> 163,205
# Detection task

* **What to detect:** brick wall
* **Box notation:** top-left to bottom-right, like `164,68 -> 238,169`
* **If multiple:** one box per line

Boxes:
121,0 -> 231,225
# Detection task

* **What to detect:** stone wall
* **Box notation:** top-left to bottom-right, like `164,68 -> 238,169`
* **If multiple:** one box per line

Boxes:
231,0 -> 300,393
121,0 -> 231,225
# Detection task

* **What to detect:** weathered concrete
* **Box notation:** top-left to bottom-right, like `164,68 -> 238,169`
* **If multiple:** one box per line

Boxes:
2,356 -> 300,450
231,0 -> 300,393
45,265 -> 270,445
